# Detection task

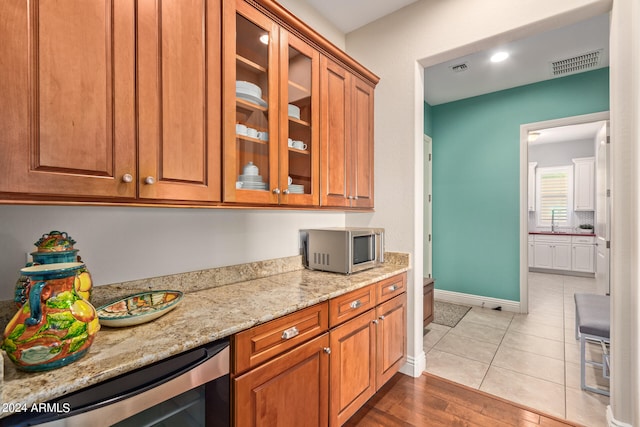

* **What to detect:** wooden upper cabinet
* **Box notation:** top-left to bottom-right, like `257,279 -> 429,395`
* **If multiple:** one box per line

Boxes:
137,0 -> 222,202
223,0 -> 280,205
0,0 -> 375,208
320,56 -> 375,209
278,30 -> 320,206
0,0 -> 221,203
351,77 -> 375,209
319,56 -> 350,208
0,0 -> 137,199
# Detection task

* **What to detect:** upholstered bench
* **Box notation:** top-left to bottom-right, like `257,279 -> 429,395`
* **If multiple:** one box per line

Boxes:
574,293 -> 610,396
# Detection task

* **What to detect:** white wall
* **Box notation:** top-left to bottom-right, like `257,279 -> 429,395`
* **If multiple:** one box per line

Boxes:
341,0 -> 616,387
0,206 -> 344,300
529,139 -> 595,167
609,0 -> 640,424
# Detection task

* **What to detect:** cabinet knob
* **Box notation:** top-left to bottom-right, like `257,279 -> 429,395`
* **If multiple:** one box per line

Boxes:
144,176 -> 155,185
379,315 -> 385,321
372,319 -> 379,325
282,189 -> 290,194
348,196 -> 354,200
350,300 -> 362,309
323,347 -> 331,355
121,174 -> 133,183
272,188 -> 281,194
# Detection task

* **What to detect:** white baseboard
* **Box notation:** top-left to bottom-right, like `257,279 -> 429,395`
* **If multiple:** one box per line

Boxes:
434,289 -> 521,313
400,351 -> 426,378
607,405 -> 633,427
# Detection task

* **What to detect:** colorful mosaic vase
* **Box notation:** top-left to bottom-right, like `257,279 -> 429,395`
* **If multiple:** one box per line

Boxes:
2,262 -> 100,372
15,231 -> 92,308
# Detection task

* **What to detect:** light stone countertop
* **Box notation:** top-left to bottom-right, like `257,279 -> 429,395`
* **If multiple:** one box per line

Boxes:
0,253 -> 409,415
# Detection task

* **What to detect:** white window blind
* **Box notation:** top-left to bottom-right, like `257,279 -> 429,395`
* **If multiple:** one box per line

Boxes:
536,166 -> 573,226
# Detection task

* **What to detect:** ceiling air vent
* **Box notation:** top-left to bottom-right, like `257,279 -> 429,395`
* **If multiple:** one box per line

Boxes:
551,50 -> 602,76
450,62 -> 469,73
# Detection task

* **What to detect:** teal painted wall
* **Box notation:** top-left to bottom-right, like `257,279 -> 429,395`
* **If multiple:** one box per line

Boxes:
431,68 -> 609,301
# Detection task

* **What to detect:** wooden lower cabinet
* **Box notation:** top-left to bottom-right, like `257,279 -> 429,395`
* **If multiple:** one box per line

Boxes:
329,310 -> 377,427
234,333 -> 330,426
376,292 -> 407,387
423,278 -> 434,327
232,273 -> 407,427
328,281 -> 407,426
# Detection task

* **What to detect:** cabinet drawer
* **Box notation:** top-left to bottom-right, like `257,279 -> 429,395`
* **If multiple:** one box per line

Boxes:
572,236 -> 595,244
376,273 -> 407,304
329,284 -> 375,327
534,234 -> 572,243
233,302 -> 328,374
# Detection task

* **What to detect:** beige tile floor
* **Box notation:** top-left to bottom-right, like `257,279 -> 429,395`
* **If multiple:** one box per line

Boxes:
424,272 -> 610,427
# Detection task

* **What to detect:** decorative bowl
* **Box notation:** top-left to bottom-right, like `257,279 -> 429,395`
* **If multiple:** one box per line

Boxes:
96,290 -> 183,327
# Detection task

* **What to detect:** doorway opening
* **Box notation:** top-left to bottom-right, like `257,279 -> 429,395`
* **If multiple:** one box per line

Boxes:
519,111 -> 610,313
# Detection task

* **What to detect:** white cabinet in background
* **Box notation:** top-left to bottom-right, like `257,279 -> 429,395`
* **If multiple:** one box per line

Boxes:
528,235 -> 535,267
528,162 -> 537,211
572,235 -> 595,273
530,234 -> 595,274
573,157 -> 595,211
532,234 -> 572,270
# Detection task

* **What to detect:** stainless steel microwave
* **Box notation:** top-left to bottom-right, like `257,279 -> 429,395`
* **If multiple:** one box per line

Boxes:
301,227 -> 384,274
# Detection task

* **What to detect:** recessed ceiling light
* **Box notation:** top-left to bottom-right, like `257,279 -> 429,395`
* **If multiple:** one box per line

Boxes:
490,51 -> 509,63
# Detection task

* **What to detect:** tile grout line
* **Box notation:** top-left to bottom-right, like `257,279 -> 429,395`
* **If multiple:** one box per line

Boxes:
478,312 -> 515,391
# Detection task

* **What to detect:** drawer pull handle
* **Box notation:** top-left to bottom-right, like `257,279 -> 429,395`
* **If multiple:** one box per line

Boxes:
350,300 -> 362,309
281,326 -> 299,340
388,284 -> 399,292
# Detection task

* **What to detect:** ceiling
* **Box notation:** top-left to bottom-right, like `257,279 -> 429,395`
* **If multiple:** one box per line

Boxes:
530,121 -> 605,145
298,0 -> 610,141
423,13 -> 610,106
304,0 -> 418,33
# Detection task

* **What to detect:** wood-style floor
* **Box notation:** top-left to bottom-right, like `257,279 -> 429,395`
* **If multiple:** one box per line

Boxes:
345,373 -> 585,427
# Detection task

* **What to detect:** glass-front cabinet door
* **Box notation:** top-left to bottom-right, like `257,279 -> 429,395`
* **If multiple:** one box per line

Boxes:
223,1 -> 279,204
279,30 -> 319,206
223,0 -> 319,206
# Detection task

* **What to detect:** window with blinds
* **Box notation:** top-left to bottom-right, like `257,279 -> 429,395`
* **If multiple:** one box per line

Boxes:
536,166 -> 573,227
